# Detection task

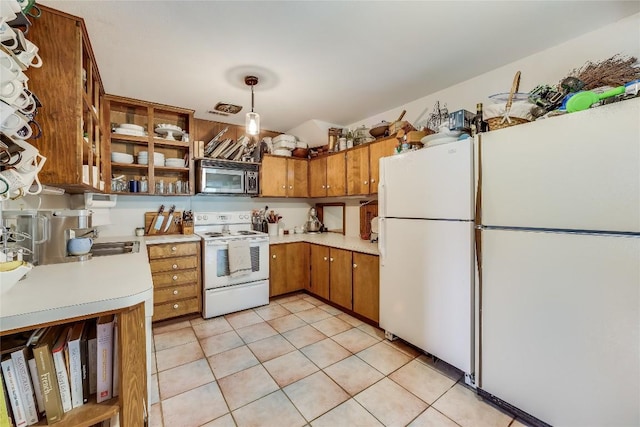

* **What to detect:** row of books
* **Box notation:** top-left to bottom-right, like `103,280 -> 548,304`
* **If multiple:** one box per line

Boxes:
0,315 -> 119,426
203,135 -> 251,160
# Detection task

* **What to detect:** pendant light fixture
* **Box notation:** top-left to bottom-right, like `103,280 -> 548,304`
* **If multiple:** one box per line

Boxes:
245,75 -> 260,136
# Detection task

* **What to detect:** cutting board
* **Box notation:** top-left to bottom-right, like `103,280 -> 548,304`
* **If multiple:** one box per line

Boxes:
144,211 -> 182,235
359,201 -> 378,240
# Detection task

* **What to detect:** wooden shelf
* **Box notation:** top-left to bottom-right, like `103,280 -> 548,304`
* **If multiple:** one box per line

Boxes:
155,166 -> 189,172
35,397 -> 119,427
111,162 -> 149,170
152,138 -> 189,148
110,134 -> 150,144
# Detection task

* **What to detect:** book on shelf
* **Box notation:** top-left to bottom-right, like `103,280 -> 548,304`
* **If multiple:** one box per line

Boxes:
96,315 -> 114,403
112,318 -> 119,398
10,348 -> 38,424
0,369 -> 13,427
88,322 -> 98,396
1,331 -> 39,425
1,357 -> 27,427
26,328 -> 48,417
51,326 -> 72,413
33,326 -> 64,424
80,320 -> 91,404
65,322 -> 86,409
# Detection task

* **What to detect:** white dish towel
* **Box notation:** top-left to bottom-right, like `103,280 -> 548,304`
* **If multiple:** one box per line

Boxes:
228,240 -> 252,278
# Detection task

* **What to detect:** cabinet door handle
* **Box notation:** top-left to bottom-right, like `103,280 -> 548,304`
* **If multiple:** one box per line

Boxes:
327,185 -> 331,189
353,263 -> 358,268
371,178 -> 376,183
173,290 -> 179,295
289,185 -> 293,189
272,254 -> 276,259
322,185 -> 326,189
172,264 -> 178,269
173,304 -> 179,309
282,185 -> 286,189
364,181 -> 368,185
171,246 -> 177,252
330,257 -> 334,262
172,275 -> 178,280
323,256 -> 327,261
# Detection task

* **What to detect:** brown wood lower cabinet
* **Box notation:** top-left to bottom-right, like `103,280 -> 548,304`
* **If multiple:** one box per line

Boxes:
270,242 -> 310,297
307,244 -> 379,322
148,241 -> 201,322
352,252 -> 380,322
329,248 -> 353,310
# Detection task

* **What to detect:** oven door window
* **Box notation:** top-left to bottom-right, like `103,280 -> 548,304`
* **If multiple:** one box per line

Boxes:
204,169 -> 245,193
216,246 -> 261,277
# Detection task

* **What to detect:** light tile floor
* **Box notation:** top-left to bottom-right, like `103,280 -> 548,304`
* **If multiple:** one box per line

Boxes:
149,292 -> 530,427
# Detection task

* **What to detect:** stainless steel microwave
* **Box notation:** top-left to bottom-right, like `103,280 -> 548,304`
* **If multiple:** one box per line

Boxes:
196,159 -> 259,195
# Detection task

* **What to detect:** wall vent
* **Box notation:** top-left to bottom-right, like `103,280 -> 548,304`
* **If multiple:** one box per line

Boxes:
209,102 -> 242,115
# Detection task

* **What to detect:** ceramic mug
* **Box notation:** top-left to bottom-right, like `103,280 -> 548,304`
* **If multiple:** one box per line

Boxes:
0,79 -> 21,100
67,237 -> 93,256
0,19 -> 18,50
0,173 -> 9,198
15,39 -> 41,68
0,1 -> 18,21
0,102 -> 32,139
0,52 -> 28,83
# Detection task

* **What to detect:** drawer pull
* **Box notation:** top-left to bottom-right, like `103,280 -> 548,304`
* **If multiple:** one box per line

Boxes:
173,290 -> 179,295
172,275 -> 178,280
171,246 -> 177,251
172,264 -> 178,269
173,304 -> 179,309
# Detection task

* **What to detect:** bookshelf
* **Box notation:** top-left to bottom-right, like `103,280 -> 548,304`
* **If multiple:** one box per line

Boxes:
2,303 -> 147,427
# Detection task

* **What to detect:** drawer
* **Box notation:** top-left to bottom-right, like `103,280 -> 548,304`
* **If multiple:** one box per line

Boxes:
153,297 -> 200,322
150,256 -> 198,273
152,269 -> 199,288
154,283 -> 199,304
148,242 -> 198,259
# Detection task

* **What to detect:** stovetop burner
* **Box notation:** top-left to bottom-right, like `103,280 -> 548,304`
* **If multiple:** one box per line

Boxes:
204,232 -> 225,237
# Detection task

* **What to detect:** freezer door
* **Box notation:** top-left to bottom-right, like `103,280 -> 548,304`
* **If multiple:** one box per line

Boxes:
481,98 -> 640,233
481,229 -> 639,426
379,139 -> 474,220
379,217 -> 474,373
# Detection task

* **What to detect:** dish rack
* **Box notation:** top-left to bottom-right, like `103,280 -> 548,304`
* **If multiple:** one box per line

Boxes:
0,226 -> 33,262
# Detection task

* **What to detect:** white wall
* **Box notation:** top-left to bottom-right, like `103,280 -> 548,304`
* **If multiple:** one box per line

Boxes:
346,13 -> 640,130
286,119 -> 343,148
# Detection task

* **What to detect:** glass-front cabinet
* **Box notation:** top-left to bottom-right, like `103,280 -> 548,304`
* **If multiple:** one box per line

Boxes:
104,95 -> 194,195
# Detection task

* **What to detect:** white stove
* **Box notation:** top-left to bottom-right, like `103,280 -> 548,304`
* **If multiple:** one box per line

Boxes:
195,211 -> 269,318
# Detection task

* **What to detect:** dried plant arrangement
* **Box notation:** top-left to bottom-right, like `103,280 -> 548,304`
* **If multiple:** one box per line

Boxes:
561,54 -> 640,90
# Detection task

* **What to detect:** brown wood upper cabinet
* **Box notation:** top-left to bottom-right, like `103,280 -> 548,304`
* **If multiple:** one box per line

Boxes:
309,152 -> 346,197
260,155 -> 308,197
26,6 -> 105,193
104,95 -> 194,196
346,145 -> 370,195
368,136 -> 397,194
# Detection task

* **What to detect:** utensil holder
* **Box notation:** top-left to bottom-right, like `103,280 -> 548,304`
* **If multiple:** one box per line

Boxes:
267,222 -> 278,236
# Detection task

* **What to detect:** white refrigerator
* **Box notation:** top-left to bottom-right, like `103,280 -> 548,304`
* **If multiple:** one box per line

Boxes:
479,98 -> 640,426
378,138 -> 475,376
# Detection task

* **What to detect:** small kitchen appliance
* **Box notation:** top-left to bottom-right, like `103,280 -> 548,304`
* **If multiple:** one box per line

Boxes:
194,211 -> 269,318
304,207 -> 322,233
39,209 -> 96,264
196,159 -> 259,195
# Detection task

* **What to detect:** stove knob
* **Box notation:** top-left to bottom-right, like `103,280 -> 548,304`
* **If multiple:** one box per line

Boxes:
203,215 -> 208,220
196,215 -> 202,221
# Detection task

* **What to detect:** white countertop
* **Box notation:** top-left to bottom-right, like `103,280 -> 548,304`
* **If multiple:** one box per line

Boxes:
0,235 -> 154,333
144,234 -> 202,244
269,233 -> 379,255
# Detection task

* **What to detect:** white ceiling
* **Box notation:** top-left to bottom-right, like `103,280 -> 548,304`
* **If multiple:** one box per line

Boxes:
40,1 -> 639,132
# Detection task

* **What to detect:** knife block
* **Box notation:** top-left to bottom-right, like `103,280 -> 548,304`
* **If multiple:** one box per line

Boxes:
144,211 -> 182,235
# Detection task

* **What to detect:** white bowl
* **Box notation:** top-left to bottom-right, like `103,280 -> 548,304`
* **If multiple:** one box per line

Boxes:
119,123 -> 144,131
1,262 -> 33,294
272,148 -> 292,157
114,128 -> 146,137
272,134 -> 296,145
111,152 -> 134,164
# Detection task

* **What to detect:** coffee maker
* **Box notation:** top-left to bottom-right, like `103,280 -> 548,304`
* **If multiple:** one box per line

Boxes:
39,209 -> 95,264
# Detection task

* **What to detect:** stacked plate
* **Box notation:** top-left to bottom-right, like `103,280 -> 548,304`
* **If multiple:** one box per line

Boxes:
165,157 -> 185,168
421,130 -> 464,147
113,123 -> 147,137
137,151 -> 165,166
111,152 -> 134,164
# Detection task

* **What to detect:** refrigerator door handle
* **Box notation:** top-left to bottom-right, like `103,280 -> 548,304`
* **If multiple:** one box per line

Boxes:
379,161 -> 386,217
378,217 -> 385,266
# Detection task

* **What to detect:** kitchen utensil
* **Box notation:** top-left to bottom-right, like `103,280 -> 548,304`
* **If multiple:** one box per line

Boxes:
369,122 -> 390,138
500,71 -> 521,124
565,86 -> 625,113
163,205 -> 176,232
148,204 -> 165,234
67,237 -> 93,255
